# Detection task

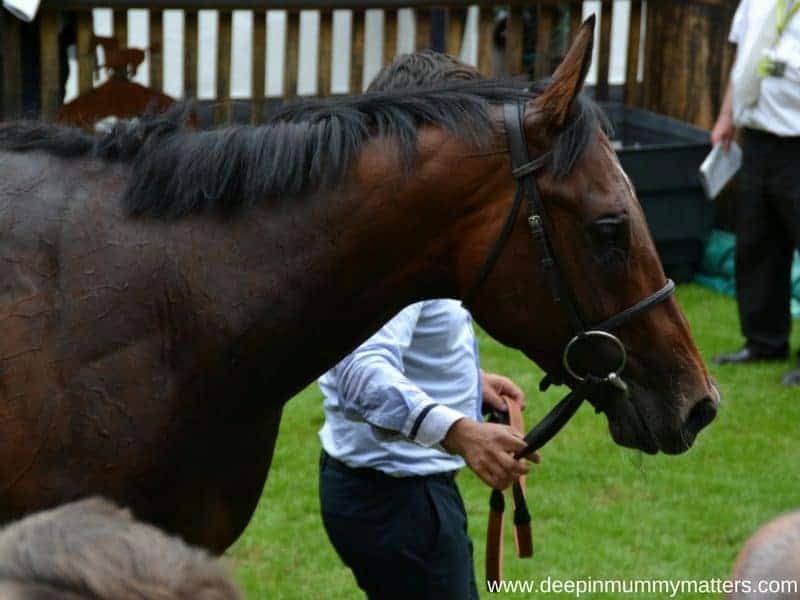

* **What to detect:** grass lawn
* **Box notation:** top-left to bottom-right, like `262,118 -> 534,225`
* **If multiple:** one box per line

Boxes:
227,284 -> 800,598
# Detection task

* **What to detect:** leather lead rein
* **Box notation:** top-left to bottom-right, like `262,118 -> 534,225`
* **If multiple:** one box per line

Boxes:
486,399 -> 532,585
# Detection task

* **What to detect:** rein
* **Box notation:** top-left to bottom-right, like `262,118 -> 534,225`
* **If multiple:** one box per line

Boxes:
463,100 -> 676,459
485,398 -> 532,585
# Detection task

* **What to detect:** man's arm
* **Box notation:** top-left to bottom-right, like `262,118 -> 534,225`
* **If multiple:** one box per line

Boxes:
713,0 -> 746,152
711,79 -> 736,151
332,306 -> 529,489
333,304 -> 466,446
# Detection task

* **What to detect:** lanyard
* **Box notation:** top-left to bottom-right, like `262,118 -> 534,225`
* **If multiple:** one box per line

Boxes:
778,0 -> 800,36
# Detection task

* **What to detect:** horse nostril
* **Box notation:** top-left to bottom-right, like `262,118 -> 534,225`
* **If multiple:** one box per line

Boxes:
686,396 -> 717,436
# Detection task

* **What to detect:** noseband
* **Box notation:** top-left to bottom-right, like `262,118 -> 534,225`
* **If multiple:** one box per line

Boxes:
463,101 -> 675,459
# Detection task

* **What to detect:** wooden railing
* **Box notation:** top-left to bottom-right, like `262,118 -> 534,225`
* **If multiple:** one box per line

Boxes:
0,0 -> 736,127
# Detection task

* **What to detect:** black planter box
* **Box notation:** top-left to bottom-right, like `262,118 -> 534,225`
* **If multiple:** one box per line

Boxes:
601,103 -> 713,283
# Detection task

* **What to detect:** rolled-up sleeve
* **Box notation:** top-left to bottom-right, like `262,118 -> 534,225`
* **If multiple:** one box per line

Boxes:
729,0 -> 748,44
331,304 -> 464,447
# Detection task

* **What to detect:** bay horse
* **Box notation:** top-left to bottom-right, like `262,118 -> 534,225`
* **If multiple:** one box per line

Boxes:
0,19 -> 717,554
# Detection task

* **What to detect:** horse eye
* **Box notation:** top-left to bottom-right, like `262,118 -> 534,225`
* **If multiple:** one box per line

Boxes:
590,217 -> 629,252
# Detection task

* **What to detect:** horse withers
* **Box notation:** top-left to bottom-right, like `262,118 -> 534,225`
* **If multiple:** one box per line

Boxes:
0,18 -> 717,553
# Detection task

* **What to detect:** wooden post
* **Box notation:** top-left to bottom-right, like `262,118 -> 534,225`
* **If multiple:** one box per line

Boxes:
114,9 -> 127,46
624,0 -> 642,106
504,5 -> 523,76
415,7 -> 431,51
318,10 -> 333,95
284,11 -> 300,97
215,10 -> 232,123
1,15 -> 21,119
446,7 -> 465,57
534,3 -> 554,79
477,5 -> 493,75
184,10 -> 198,98
569,1 -> 582,41
251,10 -> 266,121
383,9 -> 397,67
39,9 -> 60,119
76,11 -> 93,94
643,0 -> 738,128
150,9 -> 163,91
350,10 -> 364,93
595,0 -> 612,101
0,9 -> 5,120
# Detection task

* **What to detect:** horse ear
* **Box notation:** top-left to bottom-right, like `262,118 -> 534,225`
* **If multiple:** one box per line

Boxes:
527,15 -> 595,130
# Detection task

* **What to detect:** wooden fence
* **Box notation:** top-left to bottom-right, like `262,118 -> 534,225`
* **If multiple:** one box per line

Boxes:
1,0 -> 738,127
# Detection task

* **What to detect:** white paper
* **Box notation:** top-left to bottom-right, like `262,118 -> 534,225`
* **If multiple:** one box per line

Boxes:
699,142 -> 743,200
3,0 -> 42,22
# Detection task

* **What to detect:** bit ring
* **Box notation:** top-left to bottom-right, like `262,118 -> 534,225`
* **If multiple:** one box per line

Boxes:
562,330 -> 627,382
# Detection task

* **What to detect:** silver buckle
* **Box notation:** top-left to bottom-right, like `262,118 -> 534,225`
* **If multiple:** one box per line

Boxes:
562,330 -> 627,383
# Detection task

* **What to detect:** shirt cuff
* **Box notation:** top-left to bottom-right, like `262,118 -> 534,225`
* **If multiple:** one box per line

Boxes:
405,403 -> 465,448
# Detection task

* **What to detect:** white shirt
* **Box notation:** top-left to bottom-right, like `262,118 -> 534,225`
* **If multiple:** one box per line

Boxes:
2,0 -> 40,21
318,300 -> 482,477
730,0 -> 800,136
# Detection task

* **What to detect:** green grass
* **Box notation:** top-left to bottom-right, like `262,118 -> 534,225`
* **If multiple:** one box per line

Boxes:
226,285 -> 800,599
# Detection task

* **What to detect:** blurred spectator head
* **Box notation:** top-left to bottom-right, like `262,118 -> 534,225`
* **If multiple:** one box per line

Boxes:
368,49 -> 482,92
0,497 -> 241,600
729,510 -> 800,599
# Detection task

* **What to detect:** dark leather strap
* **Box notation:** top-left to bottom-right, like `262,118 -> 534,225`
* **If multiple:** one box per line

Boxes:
507,400 -> 533,558
514,377 -> 596,459
486,489 -> 504,584
512,153 -> 551,179
461,186 -> 525,309
461,106 -> 552,313
503,101 -> 587,334
486,398 -> 532,584
592,279 -> 675,332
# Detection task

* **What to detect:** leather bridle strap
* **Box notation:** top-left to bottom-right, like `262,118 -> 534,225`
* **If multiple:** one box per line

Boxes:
472,100 -> 676,584
463,101 -> 675,461
504,101 -> 587,333
514,377 -> 595,459
592,278 -> 675,332
486,398 -> 532,584
461,184 -> 526,309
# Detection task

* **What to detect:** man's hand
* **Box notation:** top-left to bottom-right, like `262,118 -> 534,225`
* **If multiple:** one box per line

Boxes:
711,112 -> 735,152
442,418 -> 530,490
481,370 -> 525,412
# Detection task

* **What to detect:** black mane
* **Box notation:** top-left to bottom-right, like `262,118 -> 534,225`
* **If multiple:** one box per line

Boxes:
0,79 -> 607,218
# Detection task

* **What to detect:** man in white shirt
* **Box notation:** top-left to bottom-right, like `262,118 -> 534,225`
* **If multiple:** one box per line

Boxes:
711,0 -> 800,385
319,298 -> 531,599
317,49 -> 535,600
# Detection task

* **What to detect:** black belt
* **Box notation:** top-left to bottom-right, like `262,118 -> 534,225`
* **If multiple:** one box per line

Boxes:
320,450 -> 457,484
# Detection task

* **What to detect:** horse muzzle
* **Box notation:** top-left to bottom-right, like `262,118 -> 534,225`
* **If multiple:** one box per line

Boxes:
598,376 -> 719,455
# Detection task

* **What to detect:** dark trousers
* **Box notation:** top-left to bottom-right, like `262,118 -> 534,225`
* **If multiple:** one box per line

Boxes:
319,451 -> 480,600
735,128 -> 800,354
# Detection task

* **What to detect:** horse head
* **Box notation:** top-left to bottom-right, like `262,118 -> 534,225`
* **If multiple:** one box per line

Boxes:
458,18 -> 718,454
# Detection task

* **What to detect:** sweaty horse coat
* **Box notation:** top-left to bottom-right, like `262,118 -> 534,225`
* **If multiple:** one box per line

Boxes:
0,20 -> 717,553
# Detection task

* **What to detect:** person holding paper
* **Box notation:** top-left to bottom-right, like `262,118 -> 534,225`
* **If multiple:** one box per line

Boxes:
711,0 -> 800,386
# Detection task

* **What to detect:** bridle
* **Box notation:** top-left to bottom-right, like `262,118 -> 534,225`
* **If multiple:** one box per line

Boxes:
463,101 -> 675,459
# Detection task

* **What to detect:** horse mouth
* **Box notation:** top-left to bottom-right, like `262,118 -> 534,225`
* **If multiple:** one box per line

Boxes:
588,384 -> 660,454
591,379 -> 718,455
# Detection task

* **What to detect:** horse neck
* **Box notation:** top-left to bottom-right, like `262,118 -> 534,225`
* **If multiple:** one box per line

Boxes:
244,133 -> 495,399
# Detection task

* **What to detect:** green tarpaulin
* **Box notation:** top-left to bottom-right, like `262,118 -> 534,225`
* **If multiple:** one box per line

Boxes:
694,229 -> 800,319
